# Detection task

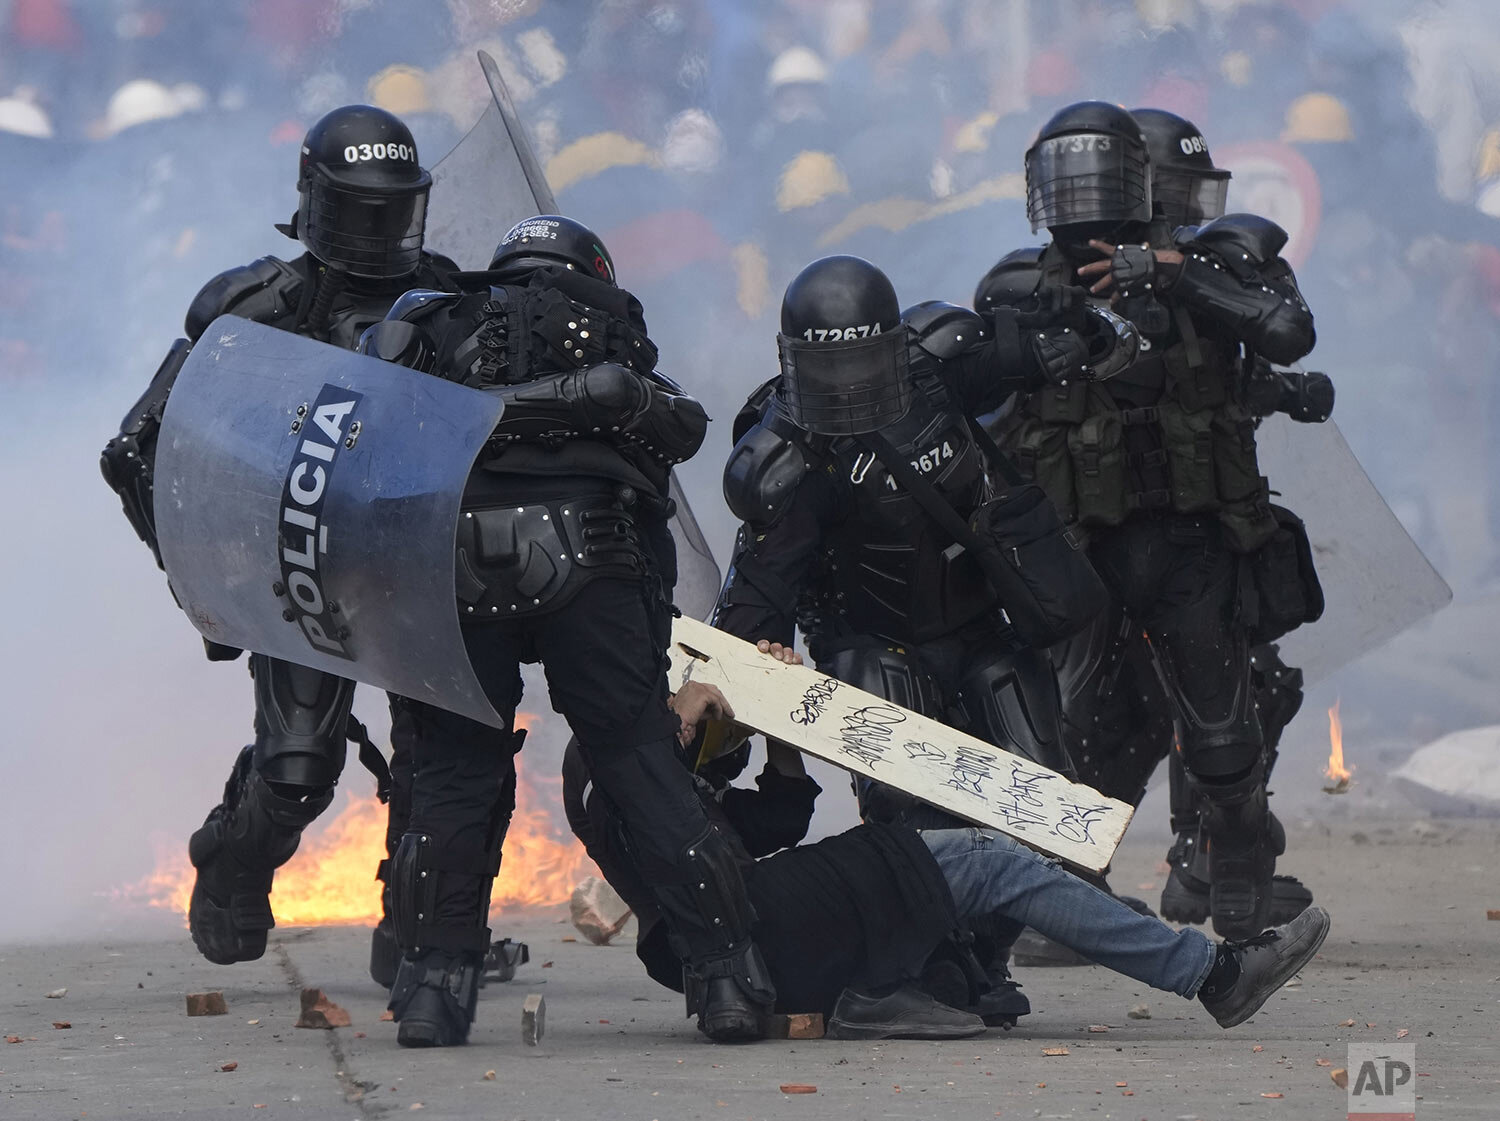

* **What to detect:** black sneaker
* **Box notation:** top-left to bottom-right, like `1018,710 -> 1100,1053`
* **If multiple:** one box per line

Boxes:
1199,906 -> 1330,1029
826,986 -> 987,1040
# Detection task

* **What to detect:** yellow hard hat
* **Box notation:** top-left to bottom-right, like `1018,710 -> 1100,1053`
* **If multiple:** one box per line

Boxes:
103,79 -> 180,136
776,150 -> 849,211
1281,92 -> 1353,143
368,65 -> 430,116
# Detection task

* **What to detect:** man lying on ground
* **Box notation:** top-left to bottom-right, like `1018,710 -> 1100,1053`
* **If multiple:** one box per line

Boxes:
564,660 -> 1330,1040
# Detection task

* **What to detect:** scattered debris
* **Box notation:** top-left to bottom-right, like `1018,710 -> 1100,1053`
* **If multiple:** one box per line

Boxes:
354,1032 -> 366,1039
483,1070 -> 496,1081
1127,1003 -> 1151,1020
45,988 -> 66,999
1397,1028 -> 1410,1039
1331,1068 -> 1349,1089
1087,1024 -> 1110,1033
1115,1081 -> 1127,1087
1488,911 -> 1500,921
220,1061 -> 238,1073
380,1010 -> 394,1022
1041,1047 -> 1070,1056
295,989 -> 351,1030
52,1022 -> 71,1030
541,961 -> 554,969
1261,1092 -> 1283,1098
185,992 -> 228,1017
779,1084 -> 817,1094
1338,1019 -> 1356,1027
1253,1045 -> 1264,1052
522,993 -> 546,1046
5,1035 -> 27,1043
1315,1058 -> 1333,1067
246,1019 -> 260,1026
561,936 -> 577,943
570,876 -> 633,945
768,1013 -> 825,1039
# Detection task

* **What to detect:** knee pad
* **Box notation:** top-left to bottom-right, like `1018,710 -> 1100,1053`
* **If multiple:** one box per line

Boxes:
250,655 -> 355,789
1152,633 -> 1263,782
819,638 -> 943,717
954,636 -> 1072,778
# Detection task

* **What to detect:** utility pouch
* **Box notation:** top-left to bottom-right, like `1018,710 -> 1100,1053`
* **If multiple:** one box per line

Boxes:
1025,378 -> 1091,424
1158,401 -> 1218,513
1247,504 -> 1324,643
1066,409 -> 1128,526
1007,415 -> 1076,520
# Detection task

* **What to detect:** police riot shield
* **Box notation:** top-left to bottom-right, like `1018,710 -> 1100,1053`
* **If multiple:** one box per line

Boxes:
155,315 -> 507,727
1257,415 -> 1451,684
429,49 -> 724,609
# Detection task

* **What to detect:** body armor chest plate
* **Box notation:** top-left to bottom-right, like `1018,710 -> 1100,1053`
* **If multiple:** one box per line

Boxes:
816,384 -> 997,643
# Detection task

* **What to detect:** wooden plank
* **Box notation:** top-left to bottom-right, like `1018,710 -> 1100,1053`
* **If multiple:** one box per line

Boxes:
668,616 -> 1133,873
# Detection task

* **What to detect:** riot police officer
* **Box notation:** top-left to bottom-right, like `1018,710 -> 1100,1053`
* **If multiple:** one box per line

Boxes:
100,105 -> 459,974
975,102 -> 1319,938
358,214 -> 774,1048
711,254 -> 1131,1023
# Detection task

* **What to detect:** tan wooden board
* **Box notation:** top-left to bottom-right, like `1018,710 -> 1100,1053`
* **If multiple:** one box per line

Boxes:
667,616 -> 1133,873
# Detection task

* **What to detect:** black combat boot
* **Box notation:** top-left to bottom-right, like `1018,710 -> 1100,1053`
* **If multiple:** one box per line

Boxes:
188,747 -> 332,964
1198,906 -> 1330,1028
1161,818 -> 1312,927
389,949 -> 482,1047
1200,780 -> 1276,939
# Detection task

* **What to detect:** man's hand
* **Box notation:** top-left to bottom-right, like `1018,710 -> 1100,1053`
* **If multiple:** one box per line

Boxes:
669,681 -> 735,747
1075,239 -> 1183,301
756,639 -> 804,665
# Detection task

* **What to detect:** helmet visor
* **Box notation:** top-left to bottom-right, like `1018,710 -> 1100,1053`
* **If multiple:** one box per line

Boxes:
1025,132 -> 1151,232
301,172 -> 430,278
777,329 -> 912,435
1154,169 -> 1230,226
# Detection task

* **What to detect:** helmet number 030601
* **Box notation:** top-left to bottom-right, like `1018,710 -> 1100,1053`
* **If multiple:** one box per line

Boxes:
802,323 -> 883,342
343,142 -> 413,164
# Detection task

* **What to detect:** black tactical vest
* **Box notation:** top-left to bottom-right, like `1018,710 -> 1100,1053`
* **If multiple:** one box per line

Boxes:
809,376 -> 998,644
1001,235 -> 1275,552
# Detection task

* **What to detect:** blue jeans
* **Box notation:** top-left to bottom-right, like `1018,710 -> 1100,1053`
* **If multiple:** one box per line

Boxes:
921,828 -> 1216,998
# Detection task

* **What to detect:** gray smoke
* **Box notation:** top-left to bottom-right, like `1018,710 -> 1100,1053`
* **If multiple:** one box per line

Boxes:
3,0 -> 1498,942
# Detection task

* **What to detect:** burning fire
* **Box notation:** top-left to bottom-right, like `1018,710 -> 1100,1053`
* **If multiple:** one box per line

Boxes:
118,725 -> 597,925
1324,698 -> 1354,793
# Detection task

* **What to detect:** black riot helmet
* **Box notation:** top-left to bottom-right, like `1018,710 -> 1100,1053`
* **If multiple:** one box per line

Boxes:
1024,101 -> 1152,233
1132,107 -> 1230,227
295,105 -> 431,279
489,215 -> 617,285
776,255 -> 910,435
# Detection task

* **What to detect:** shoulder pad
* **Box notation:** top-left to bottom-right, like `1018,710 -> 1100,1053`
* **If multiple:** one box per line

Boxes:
731,377 -> 782,445
185,256 -> 304,340
723,420 -> 809,526
904,301 -> 986,361
1191,213 -> 1289,264
973,247 -> 1045,312
385,288 -> 461,324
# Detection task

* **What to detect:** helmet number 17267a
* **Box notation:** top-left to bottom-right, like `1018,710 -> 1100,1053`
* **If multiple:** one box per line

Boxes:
803,324 -> 882,342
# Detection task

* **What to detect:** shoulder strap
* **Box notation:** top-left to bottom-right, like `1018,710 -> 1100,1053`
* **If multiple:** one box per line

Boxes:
960,414 -> 1025,488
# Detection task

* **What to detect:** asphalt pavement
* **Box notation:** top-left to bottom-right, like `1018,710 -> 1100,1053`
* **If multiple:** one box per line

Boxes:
3,816 -> 1497,1121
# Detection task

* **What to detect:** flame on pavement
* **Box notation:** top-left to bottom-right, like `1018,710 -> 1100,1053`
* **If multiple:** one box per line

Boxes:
117,719 -> 596,925
1324,698 -> 1354,793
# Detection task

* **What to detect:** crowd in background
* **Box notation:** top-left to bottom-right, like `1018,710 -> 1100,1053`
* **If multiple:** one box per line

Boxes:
5,0 -> 1500,598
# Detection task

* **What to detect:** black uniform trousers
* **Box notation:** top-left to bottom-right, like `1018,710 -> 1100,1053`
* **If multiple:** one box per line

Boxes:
391,563 -> 710,948
1079,513 -> 1263,786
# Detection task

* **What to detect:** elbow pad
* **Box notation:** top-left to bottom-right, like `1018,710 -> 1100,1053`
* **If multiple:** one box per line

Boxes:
1172,250 -> 1315,364
490,363 -> 708,465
